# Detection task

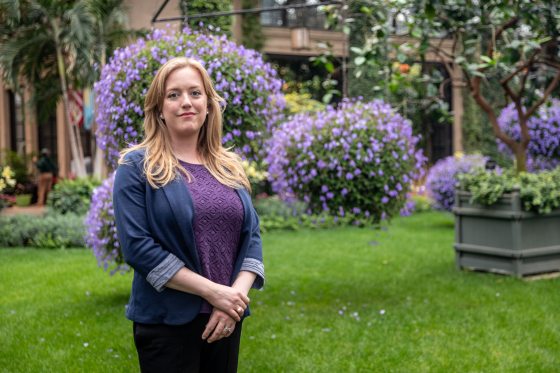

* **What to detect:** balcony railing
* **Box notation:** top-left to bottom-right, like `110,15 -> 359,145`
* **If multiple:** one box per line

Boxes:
260,0 -> 328,29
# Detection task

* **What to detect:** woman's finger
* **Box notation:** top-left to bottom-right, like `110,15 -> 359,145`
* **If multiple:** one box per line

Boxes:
227,307 -> 241,322
236,304 -> 245,317
202,317 -> 219,340
207,321 -> 226,343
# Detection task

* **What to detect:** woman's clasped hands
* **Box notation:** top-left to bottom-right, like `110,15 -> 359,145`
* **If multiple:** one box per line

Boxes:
203,283 -> 249,343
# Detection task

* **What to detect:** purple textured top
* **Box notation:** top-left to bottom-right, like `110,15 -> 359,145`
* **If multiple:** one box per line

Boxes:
180,161 -> 244,313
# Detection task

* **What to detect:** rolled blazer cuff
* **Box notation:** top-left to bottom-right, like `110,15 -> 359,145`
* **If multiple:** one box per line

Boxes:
241,257 -> 265,289
146,253 -> 185,292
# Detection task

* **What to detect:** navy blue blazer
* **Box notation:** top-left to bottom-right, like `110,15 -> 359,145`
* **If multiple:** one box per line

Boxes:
113,149 -> 264,325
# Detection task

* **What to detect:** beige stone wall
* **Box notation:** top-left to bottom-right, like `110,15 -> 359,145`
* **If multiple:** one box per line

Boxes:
124,0 -> 182,31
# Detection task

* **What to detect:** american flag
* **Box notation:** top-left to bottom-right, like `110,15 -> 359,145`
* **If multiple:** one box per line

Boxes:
69,89 -> 83,128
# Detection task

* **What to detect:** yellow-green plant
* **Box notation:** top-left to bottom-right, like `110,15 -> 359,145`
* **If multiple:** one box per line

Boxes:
284,92 -> 325,115
0,166 -> 16,193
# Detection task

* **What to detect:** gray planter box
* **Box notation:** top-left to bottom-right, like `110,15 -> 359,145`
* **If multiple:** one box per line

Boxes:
453,189 -> 560,277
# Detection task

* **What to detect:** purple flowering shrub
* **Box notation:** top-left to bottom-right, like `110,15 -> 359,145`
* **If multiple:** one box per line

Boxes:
497,100 -> 560,171
95,27 -> 284,169
85,173 -> 128,274
425,154 -> 486,212
266,99 -> 426,224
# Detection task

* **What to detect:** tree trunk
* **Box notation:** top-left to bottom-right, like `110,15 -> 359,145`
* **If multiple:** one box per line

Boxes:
53,21 -> 87,178
514,144 -> 528,173
92,45 -> 107,179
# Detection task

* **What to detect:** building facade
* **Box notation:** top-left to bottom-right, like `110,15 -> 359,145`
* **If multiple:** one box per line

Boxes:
0,0 -> 347,178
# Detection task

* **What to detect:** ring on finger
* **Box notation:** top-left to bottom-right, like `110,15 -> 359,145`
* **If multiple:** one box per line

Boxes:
237,306 -> 243,313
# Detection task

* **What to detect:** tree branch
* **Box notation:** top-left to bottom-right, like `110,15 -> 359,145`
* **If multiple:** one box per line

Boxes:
518,53 -> 538,99
525,68 -> 560,119
486,17 -> 519,58
501,80 -> 519,103
470,75 -> 517,150
500,51 -> 538,87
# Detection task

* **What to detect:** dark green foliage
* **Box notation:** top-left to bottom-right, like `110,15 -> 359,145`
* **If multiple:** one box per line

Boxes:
47,177 -> 100,215
338,0 -> 560,171
462,86 -> 512,167
326,1 -> 452,156
254,196 -> 368,232
241,0 -> 263,50
0,213 -> 86,248
180,0 -> 232,36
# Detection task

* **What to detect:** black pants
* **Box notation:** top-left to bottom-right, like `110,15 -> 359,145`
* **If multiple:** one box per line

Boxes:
133,314 -> 243,373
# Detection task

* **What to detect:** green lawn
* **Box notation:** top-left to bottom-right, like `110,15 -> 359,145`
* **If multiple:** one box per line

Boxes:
1,212 -> 559,372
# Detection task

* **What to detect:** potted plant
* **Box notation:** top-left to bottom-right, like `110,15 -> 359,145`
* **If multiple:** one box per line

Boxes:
14,191 -> 32,207
454,168 -> 560,277
14,182 -> 35,207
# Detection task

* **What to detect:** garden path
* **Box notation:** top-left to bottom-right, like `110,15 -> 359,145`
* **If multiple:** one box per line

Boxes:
0,205 -> 45,217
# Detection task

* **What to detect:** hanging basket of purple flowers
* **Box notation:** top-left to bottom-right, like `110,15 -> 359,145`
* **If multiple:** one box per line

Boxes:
266,99 -> 426,224
94,27 -> 285,170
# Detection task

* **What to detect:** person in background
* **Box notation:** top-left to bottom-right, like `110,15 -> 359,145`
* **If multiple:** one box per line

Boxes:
112,57 -> 264,373
35,148 -> 57,206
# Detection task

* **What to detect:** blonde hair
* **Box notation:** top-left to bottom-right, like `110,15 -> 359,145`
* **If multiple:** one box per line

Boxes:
119,57 -> 251,192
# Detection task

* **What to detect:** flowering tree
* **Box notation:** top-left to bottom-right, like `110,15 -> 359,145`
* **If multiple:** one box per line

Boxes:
266,99 -> 425,224
95,27 -> 284,169
425,154 -> 486,212
497,100 -> 560,171
328,0 -> 560,172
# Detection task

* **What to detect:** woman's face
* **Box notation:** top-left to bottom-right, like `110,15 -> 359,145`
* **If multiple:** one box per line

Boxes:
161,66 -> 208,140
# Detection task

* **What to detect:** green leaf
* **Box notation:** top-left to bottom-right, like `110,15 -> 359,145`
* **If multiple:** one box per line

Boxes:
350,46 -> 363,54
355,56 -> 366,66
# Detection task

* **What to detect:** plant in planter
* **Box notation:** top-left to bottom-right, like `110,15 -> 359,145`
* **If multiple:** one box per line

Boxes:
454,167 -> 560,277
14,182 -> 35,207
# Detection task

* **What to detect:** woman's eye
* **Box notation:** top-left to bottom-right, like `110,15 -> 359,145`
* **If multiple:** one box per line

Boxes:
167,92 -> 179,99
192,90 -> 202,97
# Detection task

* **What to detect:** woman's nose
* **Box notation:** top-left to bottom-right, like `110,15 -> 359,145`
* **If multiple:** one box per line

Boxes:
181,93 -> 192,107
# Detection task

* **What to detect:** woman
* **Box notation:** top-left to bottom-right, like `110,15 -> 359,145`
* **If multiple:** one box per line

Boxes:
113,57 -> 264,372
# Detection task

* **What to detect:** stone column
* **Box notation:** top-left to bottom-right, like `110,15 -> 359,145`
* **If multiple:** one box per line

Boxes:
56,101 -> 70,178
23,87 -> 38,163
0,87 -> 11,162
451,63 -> 465,154
232,0 -> 242,44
